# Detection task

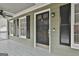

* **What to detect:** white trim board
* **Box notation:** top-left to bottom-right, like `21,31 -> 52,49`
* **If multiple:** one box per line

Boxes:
34,8 -> 51,53
13,3 -> 50,18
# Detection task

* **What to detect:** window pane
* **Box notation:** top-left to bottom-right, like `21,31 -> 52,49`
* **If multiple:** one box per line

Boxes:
20,18 -> 26,36
43,12 -> 49,19
60,3 -> 71,46
74,4 -> 79,44
60,25 -> 70,44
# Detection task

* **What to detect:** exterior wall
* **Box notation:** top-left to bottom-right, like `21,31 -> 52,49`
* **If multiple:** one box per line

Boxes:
9,3 -> 79,56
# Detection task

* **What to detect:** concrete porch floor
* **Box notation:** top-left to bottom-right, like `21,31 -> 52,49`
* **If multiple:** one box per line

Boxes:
0,39 -> 53,56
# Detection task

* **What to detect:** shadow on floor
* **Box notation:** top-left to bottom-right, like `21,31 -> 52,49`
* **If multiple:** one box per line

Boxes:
0,53 -> 8,56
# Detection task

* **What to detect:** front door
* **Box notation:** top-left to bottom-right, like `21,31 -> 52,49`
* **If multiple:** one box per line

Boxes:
36,11 -> 49,46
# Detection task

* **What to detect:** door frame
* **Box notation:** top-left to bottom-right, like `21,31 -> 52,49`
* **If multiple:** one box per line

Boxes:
34,8 -> 51,52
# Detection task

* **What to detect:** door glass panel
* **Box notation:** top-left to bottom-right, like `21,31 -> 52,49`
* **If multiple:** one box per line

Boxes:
37,14 -> 42,20
43,12 -> 49,19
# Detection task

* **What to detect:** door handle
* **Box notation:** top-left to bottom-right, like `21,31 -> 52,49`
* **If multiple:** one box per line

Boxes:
53,28 -> 56,31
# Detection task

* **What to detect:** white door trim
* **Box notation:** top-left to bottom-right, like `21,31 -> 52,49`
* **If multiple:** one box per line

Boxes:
34,8 -> 51,53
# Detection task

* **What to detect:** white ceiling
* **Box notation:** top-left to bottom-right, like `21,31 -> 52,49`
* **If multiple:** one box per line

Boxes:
0,3 -> 46,29
0,3 -> 35,14
0,3 -> 36,28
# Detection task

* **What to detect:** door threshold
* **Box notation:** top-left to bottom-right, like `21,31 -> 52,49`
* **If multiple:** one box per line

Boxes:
36,43 -> 49,50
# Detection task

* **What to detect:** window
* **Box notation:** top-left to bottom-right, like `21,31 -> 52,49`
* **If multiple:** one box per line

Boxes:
9,20 -> 14,36
60,3 -> 71,46
71,4 -> 79,49
19,15 -> 30,39
19,16 -> 26,38
13,19 -> 19,37
16,19 -> 19,37
13,19 -> 16,36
